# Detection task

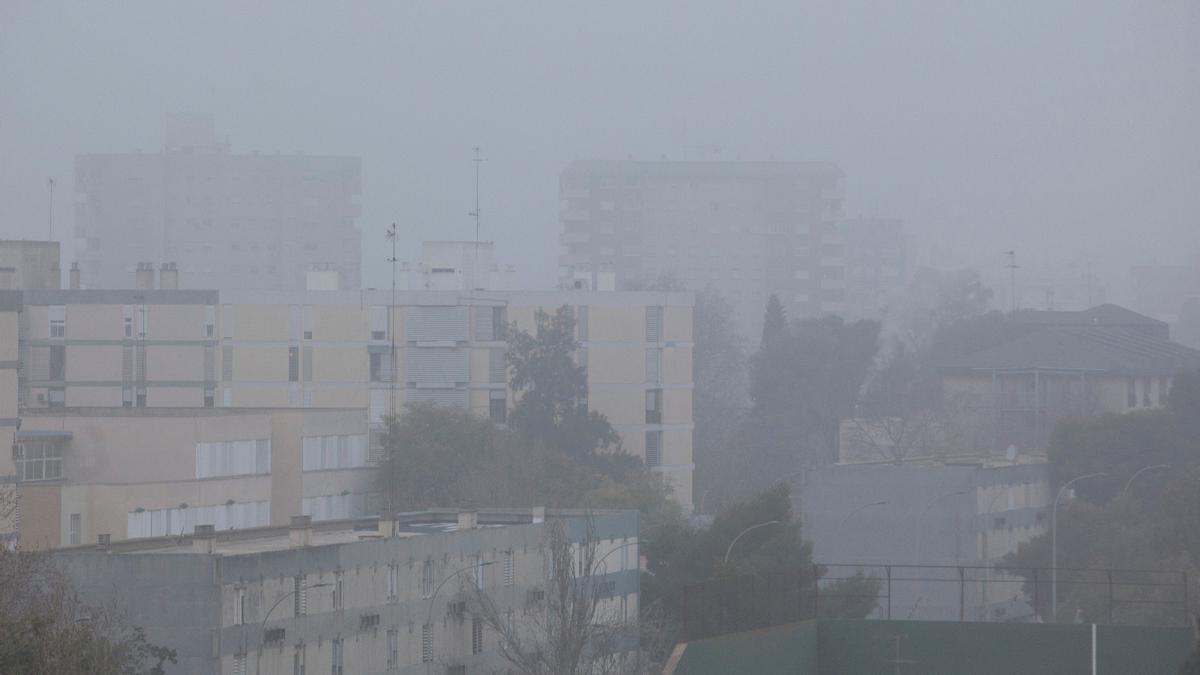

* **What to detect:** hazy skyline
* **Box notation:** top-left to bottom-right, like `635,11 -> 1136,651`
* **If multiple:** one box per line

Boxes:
3,1 -> 1198,297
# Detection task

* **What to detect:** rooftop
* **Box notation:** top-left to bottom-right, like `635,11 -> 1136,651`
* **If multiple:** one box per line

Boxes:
943,325 -> 1200,375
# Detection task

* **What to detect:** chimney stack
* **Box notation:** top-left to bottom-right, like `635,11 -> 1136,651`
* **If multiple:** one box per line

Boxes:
135,262 -> 155,290
158,262 -> 178,290
289,515 -> 313,548
192,524 -> 216,554
69,262 -> 81,290
457,510 -> 478,530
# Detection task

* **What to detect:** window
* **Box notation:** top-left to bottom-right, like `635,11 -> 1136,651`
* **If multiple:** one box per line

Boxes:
49,345 -> 65,381
645,389 -> 662,424
294,576 -> 308,617
293,644 -> 306,675
645,349 -> 660,384
68,513 -> 81,546
473,557 -> 486,589
645,306 -> 661,342
488,348 -> 506,383
1143,377 -> 1152,407
48,305 -> 65,338
489,391 -> 507,424
492,306 -> 507,340
472,617 -> 484,654
222,304 -> 234,339
233,652 -> 247,675
333,570 -> 344,610
387,629 -> 399,668
331,638 -> 343,675
369,350 -> 392,383
205,306 -> 215,338
301,435 -> 368,471
235,587 -> 246,625
301,493 -> 366,521
421,559 -> 434,598
302,305 -> 313,340
422,623 -> 433,663
645,431 -> 663,467
577,305 -> 588,340
1127,377 -> 1137,408
222,346 -> 234,381
124,305 -> 133,338
126,501 -> 269,538
196,439 -> 271,478
289,347 -> 300,382
503,550 -> 515,586
15,441 -> 63,481
387,563 -> 399,601
369,305 -> 388,341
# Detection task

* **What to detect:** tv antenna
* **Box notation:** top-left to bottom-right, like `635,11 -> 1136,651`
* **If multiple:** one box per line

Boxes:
386,224 -> 399,420
469,146 -> 486,292
1002,250 -> 1020,316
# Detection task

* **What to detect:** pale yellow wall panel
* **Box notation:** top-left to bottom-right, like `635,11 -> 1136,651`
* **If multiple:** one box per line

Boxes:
147,305 -> 205,341
26,306 -> 48,339
234,305 -> 288,341
0,371 -> 18,418
663,389 -> 692,425
232,387 -> 289,408
66,386 -> 122,407
234,346 -> 288,381
314,305 -> 367,342
664,428 -> 693,466
587,347 -> 646,385
148,344 -> 205,380
312,346 -> 367,382
65,305 -> 120,340
147,387 -> 202,407
661,346 -> 693,384
0,312 -> 18,359
588,306 -> 642,342
587,389 -> 644,427
65,345 -> 123,381
310,388 -> 367,409
663,305 -> 693,342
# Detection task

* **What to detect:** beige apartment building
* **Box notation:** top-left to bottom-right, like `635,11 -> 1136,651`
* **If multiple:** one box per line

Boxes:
16,406 -> 369,550
0,291 -> 19,546
14,288 -> 695,508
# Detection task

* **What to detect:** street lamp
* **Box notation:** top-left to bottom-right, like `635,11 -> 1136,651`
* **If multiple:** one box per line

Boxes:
594,539 -> 649,576
913,491 -> 969,564
257,582 -> 331,675
425,561 -> 496,673
1122,464 -> 1169,498
1052,472 -> 1106,620
723,520 -> 783,565
831,501 -> 888,560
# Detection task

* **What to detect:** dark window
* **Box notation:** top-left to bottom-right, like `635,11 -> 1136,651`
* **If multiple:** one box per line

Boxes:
289,347 -> 300,382
49,345 -> 65,381
490,394 -> 507,424
472,617 -> 484,654
645,389 -> 662,424
645,431 -> 662,467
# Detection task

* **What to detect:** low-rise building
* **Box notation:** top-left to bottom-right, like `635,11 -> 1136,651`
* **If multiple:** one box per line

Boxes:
798,455 -> 1051,622
0,240 -> 60,290
53,508 -> 640,675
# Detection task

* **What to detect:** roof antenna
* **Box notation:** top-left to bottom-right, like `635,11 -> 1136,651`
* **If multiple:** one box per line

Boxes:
1002,251 -> 1020,317
469,146 -> 486,292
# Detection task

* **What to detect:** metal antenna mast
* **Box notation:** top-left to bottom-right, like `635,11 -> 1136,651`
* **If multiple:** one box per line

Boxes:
47,177 -> 55,240
469,147 -> 485,291
1003,250 -> 1020,316
386,224 -> 399,420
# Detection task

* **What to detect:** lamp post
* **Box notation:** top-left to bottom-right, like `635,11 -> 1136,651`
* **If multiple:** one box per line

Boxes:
1052,472 -> 1106,620
1122,464 -> 1169,498
723,520 -> 783,565
832,501 -> 888,560
424,561 -> 496,673
257,582 -> 331,675
593,539 -> 648,576
913,491 -> 969,564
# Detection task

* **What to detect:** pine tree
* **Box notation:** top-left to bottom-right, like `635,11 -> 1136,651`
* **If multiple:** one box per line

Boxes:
761,293 -> 786,347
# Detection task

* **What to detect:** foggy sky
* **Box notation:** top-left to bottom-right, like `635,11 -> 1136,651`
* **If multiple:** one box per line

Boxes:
2,1 -> 1198,295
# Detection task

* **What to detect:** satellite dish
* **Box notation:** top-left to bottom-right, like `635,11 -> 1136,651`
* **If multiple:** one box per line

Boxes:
1006,445 -> 1019,463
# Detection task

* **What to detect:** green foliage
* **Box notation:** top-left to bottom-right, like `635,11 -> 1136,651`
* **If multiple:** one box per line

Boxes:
508,306 -> 621,459
819,572 -> 885,619
761,294 -> 787,347
738,316 -> 879,495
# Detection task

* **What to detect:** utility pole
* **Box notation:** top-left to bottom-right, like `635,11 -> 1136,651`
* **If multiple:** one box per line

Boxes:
469,146 -> 485,292
47,177 -> 55,241
386,224 -> 399,421
1003,251 -> 1020,316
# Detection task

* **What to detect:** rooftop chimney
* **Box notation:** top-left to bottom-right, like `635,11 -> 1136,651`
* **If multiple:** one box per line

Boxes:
457,510 -> 478,530
531,507 -> 546,524
193,524 -> 216,554
158,262 -> 178,290
135,262 -> 155,290
69,262 -> 81,290
289,515 -> 313,548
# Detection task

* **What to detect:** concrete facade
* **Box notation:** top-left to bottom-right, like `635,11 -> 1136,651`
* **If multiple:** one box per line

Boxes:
12,288 -> 696,508
559,160 -> 844,342
0,240 -> 61,290
73,114 -> 361,292
53,509 -> 640,675
798,458 -> 1051,622
0,291 -> 19,546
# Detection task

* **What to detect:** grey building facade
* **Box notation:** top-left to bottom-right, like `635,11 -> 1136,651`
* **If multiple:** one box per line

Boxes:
54,508 -> 640,675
